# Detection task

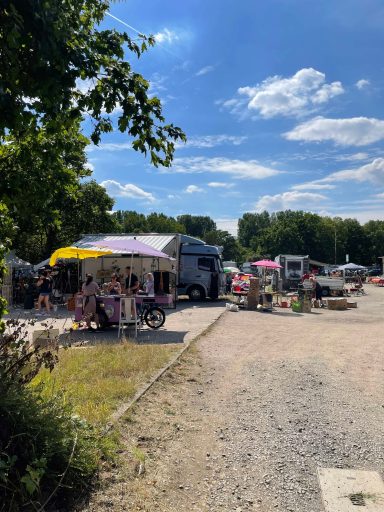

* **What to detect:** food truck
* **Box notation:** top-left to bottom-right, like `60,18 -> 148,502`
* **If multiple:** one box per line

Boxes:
275,254 -> 310,290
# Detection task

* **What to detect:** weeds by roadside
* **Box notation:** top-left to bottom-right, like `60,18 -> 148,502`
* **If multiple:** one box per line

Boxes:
0,318 -> 118,511
32,342 -> 179,424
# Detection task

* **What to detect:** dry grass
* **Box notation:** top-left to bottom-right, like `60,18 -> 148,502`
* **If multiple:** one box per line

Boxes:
33,341 -> 179,425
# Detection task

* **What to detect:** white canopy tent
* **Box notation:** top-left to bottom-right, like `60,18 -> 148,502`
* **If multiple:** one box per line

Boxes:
337,263 -> 367,271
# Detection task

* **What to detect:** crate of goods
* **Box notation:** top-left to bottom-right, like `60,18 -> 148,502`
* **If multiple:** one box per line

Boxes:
302,299 -> 312,313
347,301 -> 357,308
326,298 -> 347,310
291,300 -> 302,313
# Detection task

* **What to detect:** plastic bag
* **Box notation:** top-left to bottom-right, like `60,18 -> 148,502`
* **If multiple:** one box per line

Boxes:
226,303 -> 239,312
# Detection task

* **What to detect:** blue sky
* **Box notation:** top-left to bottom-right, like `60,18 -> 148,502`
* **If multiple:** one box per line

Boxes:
85,0 -> 384,235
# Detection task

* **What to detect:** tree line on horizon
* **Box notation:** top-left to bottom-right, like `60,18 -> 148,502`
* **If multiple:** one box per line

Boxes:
8,201 -> 383,266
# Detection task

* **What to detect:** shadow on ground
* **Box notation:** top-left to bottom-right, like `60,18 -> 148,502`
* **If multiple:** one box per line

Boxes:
59,326 -> 188,346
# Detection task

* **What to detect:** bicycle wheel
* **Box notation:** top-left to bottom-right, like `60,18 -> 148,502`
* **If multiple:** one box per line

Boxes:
144,306 -> 165,329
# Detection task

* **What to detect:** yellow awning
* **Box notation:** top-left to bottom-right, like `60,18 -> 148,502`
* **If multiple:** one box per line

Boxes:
49,247 -> 112,266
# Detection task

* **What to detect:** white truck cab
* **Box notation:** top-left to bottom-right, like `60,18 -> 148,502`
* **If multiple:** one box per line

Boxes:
178,242 -> 225,300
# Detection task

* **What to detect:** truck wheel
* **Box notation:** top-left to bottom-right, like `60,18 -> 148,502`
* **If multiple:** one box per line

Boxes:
322,288 -> 329,297
188,286 -> 205,301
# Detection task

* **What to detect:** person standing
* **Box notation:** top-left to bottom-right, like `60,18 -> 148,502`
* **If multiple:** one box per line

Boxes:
312,277 -> 324,308
36,270 -> 52,315
124,266 -> 139,295
225,273 -> 232,293
82,273 -> 100,330
143,272 -> 155,296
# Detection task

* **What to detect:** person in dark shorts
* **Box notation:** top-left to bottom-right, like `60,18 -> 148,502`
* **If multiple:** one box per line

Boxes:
36,270 -> 52,315
314,278 -> 324,308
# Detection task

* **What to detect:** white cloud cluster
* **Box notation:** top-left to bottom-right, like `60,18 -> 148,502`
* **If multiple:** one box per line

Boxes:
285,116 -> 384,146
178,134 -> 247,149
255,191 -> 327,211
167,157 -> 282,180
100,180 -> 155,202
184,184 -> 204,194
223,68 -> 344,119
154,28 -> 179,44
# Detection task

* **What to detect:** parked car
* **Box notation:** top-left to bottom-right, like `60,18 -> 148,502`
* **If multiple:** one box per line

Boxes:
366,268 -> 381,277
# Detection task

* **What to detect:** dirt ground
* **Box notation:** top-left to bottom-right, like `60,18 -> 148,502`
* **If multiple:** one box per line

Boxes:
80,285 -> 384,512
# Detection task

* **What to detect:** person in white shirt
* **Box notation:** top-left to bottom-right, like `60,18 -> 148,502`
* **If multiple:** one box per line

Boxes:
143,272 -> 155,296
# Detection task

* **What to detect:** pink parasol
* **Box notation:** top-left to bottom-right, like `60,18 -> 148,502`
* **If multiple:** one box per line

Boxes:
251,259 -> 282,269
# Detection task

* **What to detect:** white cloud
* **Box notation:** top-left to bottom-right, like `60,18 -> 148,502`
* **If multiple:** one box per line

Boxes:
285,116 -> 384,146
291,182 -> 336,191
75,78 -> 95,94
322,158 -> 384,185
208,182 -> 234,188
184,185 -> 204,194
215,219 -> 238,236
195,65 -> 214,76
148,72 -> 168,98
336,152 -> 369,162
167,157 -> 282,180
255,191 -> 327,211
177,134 -> 247,149
373,192 -> 384,198
298,158 -> 384,189
224,68 -> 344,119
356,79 -> 370,90
100,180 -> 155,202
154,28 -> 179,44
87,142 -> 132,152
84,162 -> 94,172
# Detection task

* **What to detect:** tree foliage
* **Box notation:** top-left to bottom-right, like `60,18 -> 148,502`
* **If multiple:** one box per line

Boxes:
204,229 -> 245,262
238,210 -> 381,266
0,120 -> 103,262
0,0 -> 185,166
177,215 -> 216,239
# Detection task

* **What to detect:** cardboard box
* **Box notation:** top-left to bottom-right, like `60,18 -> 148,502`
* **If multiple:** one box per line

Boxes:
67,296 -> 76,311
32,329 -> 59,349
327,298 -> 347,310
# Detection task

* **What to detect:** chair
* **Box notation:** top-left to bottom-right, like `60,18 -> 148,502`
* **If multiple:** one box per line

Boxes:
118,297 -> 139,339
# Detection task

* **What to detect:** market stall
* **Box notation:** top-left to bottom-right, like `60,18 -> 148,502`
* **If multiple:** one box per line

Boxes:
70,238 -> 177,329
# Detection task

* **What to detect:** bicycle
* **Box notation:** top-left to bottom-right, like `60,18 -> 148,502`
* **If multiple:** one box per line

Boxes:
95,296 -> 166,330
138,297 -> 166,329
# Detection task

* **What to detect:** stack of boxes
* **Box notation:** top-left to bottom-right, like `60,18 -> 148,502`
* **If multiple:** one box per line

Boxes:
247,277 -> 260,310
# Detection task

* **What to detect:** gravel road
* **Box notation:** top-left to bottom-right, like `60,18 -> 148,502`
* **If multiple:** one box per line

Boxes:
81,285 -> 384,512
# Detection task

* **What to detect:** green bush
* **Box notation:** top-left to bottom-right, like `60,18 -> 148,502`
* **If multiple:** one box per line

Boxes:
0,319 -> 114,511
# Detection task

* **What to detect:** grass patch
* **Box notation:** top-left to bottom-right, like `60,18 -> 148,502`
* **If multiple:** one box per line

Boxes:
32,341 -> 179,425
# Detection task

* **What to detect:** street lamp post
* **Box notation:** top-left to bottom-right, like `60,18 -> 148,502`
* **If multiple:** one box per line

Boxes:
334,228 -> 337,265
